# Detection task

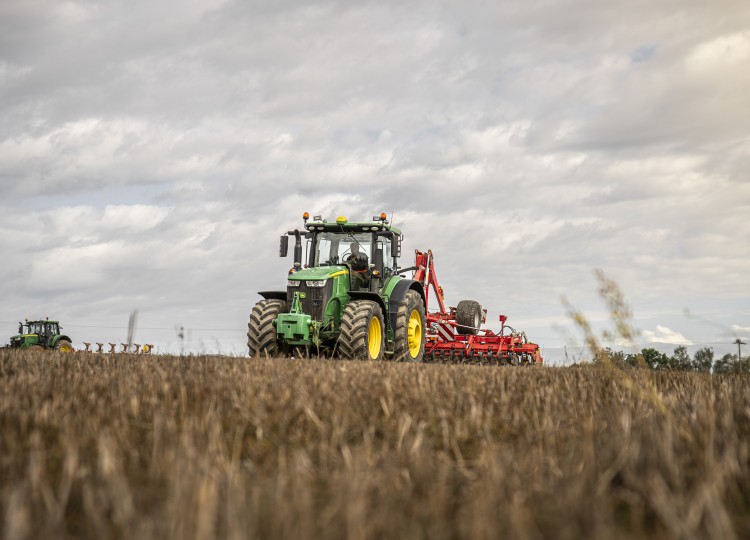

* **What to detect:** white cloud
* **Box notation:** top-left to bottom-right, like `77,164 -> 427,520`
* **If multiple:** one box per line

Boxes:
686,31 -> 750,71
643,326 -> 694,345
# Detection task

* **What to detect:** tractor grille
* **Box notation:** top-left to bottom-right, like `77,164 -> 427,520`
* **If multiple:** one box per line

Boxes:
287,280 -> 333,321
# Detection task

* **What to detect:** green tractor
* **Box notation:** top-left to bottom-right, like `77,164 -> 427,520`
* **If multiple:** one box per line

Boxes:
247,213 -> 427,361
6,319 -> 75,352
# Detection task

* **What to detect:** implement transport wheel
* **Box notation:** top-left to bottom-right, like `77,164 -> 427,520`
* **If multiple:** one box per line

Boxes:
247,299 -> 289,358
55,340 -> 74,353
392,290 -> 426,362
338,300 -> 385,361
456,300 -> 482,336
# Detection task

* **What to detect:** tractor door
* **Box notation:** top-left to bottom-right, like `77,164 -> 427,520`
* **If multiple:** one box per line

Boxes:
371,234 -> 392,291
47,322 -> 60,340
27,322 -> 44,347
312,235 -> 338,266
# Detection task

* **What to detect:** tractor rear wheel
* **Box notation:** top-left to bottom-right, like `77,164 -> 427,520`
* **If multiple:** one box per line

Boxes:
338,300 -> 385,361
247,299 -> 289,358
55,340 -> 74,353
392,290 -> 426,362
456,300 -> 482,335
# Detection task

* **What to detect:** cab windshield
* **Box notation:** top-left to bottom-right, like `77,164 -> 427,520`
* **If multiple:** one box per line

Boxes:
28,322 -> 44,334
314,232 -> 371,267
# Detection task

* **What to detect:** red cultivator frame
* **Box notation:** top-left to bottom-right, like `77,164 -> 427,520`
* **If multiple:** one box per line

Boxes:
412,250 -> 543,365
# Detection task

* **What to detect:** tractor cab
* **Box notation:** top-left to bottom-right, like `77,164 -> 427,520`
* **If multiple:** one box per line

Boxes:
280,213 -> 402,294
25,320 -> 60,341
313,232 -> 376,290
310,229 -> 397,291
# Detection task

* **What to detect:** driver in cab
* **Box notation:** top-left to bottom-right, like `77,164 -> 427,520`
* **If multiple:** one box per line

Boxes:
346,242 -> 369,290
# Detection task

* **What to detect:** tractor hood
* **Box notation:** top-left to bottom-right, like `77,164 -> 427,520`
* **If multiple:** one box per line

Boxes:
288,266 -> 348,281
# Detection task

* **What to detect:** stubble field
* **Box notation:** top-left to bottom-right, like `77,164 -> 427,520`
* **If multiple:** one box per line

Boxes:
1,350 -> 749,539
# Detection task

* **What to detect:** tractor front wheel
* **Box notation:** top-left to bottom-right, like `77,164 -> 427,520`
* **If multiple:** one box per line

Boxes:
338,300 -> 385,361
55,340 -> 74,353
392,290 -> 426,362
247,299 -> 289,358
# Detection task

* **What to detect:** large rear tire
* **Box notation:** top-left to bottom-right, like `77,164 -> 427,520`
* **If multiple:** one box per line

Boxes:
392,290 -> 426,362
456,300 -> 482,335
55,340 -> 74,353
338,300 -> 385,361
247,299 -> 289,358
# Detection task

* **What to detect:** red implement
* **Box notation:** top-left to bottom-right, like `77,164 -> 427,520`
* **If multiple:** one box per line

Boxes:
411,250 -> 543,365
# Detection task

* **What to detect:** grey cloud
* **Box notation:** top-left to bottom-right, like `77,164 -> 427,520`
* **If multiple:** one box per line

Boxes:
1,0 -> 748,358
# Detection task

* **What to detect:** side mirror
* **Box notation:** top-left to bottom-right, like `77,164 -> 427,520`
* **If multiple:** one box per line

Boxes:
292,230 -> 302,268
391,235 -> 401,258
373,245 -> 384,271
280,235 -> 289,257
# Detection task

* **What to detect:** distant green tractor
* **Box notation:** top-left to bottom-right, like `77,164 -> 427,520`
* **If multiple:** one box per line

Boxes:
247,213 -> 426,361
7,319 -> 75,352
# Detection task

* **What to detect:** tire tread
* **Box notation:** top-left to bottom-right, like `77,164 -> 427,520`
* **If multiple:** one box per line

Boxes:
338,301 -> 384,360
247,299 -> 288,357
392,290 -> 426,363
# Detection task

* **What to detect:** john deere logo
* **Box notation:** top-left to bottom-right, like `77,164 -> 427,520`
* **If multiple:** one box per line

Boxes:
300,292 -> 306,299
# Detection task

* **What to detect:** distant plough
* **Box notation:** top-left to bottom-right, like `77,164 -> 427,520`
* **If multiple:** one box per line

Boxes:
77,342 -> 155,354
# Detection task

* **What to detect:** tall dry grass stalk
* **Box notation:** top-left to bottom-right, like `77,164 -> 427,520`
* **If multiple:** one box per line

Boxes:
565,271 -> 672,424
2,350 -> 750,539
563,269 -> 644,366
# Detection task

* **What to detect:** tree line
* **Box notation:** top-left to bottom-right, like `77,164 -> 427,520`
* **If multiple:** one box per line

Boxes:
586,346 -> 749,373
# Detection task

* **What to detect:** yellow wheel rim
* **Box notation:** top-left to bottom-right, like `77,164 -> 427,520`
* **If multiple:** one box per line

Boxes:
407,309 -> 422,358
59,344 -> 72,353
368,315 -> 382,359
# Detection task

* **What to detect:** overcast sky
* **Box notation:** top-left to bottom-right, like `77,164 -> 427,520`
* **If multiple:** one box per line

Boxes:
1,0 -> 748,361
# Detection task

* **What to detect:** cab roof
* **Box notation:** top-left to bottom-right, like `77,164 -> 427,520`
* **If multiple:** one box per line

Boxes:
303,217 -> 401,236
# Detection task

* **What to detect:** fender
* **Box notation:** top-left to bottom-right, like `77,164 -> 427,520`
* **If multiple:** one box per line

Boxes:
258,291 -> 287,301
51,335 -> 73,346
348,291 -> 388,322
387,279 -> 425,332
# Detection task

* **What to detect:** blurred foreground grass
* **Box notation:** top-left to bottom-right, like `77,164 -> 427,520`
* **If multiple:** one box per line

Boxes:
1,351 -> 750,539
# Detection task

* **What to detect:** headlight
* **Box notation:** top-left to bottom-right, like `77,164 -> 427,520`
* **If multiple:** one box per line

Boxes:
287,280 -> 301,287
306,280 -> 327,288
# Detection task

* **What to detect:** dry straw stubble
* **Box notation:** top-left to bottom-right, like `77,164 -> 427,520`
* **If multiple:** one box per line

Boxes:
1,350 -> 750,539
